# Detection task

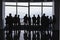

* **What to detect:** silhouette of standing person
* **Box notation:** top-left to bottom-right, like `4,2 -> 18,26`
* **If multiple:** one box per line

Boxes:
45,16 -> 50,31
8,13 -> 13,26
13,14 -> 17,26
32,15 -> 36,25
17,15 -> 20,26
53,15 -> 56,24
28,16 -> 31,25
5,16 -> 9,26
41,14 -> 46,31
24,14 -> 28,25
53,15 -> 56,29
8,13 -> 13,39
36,15 -> 40,25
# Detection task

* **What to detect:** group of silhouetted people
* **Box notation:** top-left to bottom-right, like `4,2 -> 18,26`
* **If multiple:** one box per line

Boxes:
5,13 -> 20,27
24,14 -> 56,26
5,13 -> 56,32
5,13 -> 56,26
23,14 -> 40,25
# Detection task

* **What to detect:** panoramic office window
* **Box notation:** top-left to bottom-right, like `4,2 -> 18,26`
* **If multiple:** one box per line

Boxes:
5,2 -> 53,24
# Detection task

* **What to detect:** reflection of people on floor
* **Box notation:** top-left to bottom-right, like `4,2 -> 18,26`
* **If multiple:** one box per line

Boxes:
24,32 -> 28,40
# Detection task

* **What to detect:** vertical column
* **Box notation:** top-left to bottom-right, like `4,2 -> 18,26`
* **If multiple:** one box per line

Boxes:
16,1 -> 18,16
53,0 -> 59,40
41,2 -> 43,16
28,2 -> 30,16
0,0 -> 4,40
59,0 -> 60,40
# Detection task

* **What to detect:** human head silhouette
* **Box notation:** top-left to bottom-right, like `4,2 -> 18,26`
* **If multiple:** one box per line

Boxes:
44,13 -> 45,15
50,16 -> 52,19
33,15 -> 35,17
25,14 -> 27,16
9,13 -> 12,16
6,16 -> 8,18
47,16 -> 49,18
38,15 -> 40,17
18,15 -> 20,17
15,14 -> 17,17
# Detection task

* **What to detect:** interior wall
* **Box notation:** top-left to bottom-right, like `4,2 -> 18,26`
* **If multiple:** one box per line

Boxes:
0,0 -> 4,40
59,0 -> 60,40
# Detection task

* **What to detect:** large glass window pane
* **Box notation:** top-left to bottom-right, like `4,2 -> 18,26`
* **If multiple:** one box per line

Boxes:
43,7 -> 53,17
5,2 -> 16,5
43,2 -> 53,6
18,7 -> 28,25
30,7 -> 41,17
5,6 -> 16,18
18,7 -> 28,18
30,2 -> 41,5
17,2 -> 28,6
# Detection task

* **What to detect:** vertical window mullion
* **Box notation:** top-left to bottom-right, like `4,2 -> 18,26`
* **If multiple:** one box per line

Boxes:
28,2 -> 30,17
41,2 -> 43,16
16,1 -> 18,16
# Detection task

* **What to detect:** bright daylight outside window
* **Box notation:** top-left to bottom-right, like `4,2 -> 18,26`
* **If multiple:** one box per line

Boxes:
5,2 -> 53,24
